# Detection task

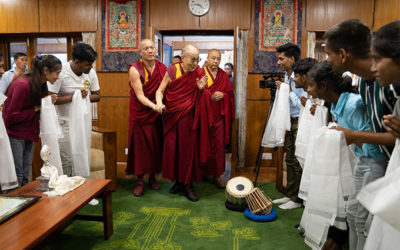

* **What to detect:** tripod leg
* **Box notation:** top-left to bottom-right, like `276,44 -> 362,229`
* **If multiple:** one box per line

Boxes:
254,98 -> 275,186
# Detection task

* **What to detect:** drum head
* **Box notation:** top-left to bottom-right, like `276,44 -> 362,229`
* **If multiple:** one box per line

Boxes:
226,176 -> 254,198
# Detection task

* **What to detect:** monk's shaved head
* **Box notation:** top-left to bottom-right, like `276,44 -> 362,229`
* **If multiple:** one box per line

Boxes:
181,45 -> 200,72
208,49 -> 221,57
139,39 -> 156,62
207,48 -> 222,71
139,39 -> 155,50
182,45 -> 199,57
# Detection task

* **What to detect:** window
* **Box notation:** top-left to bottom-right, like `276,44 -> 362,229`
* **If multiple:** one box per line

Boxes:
37,38 -> 68,64
8,42 -> 27,69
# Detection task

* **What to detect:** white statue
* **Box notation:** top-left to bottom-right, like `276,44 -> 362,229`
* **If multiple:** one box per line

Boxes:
39,144 -> 85,196
40,144 -> 59,177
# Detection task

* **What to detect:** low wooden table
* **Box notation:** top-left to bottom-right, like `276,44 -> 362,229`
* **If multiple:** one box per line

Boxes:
0,179 -> 113,250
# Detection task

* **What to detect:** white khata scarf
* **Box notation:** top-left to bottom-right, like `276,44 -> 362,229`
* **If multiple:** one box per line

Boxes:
69,90 -> 91,178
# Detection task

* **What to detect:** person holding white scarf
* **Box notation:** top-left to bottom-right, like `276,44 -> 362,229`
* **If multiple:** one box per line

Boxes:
272,43 -> 307,210
48,43 -> 100,177
357,20 -> 400,250
3,55 -> 61,187
308,61 -> 388,250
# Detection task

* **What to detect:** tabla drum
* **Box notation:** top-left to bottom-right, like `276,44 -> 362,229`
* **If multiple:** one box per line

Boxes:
245,187 -> 272,215
225,176 -> 254,212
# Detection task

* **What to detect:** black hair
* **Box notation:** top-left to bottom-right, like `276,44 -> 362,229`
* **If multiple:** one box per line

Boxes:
27,55 -> 61,105
372,20 -> 400,59
293,58 -> 318,76
0,51 -> 3,61
72,42 -> 97,63
14,52 -> 27,60
173,55 -> 182,60
308,61 -> 354,95
324,19 -> 371,59
224,62 -> 233,69
276,43 -> 301,61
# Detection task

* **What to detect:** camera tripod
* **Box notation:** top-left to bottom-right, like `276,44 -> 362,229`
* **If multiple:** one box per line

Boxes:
253,83 -> 278,187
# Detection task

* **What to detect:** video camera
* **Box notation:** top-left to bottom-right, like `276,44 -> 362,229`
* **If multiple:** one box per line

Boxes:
259,72 -> 284,89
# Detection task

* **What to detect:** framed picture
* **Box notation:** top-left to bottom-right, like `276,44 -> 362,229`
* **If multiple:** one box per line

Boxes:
0,195 -> 41,224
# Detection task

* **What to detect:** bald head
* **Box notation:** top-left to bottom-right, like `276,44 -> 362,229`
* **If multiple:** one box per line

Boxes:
182,45 -> 199,57
181,45 -> 200,72
139,39 -> 156,62
139,39 -> 154,50
207,48 -> 221,71
208,49 -> 221,57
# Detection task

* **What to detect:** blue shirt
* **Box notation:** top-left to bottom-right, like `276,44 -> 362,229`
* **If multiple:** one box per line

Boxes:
1,67 -> 19,94
285,72 -> 306,118
331,92 -> 387,161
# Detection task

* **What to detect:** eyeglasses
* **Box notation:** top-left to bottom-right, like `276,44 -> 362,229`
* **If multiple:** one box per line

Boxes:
184,57 -> 201,63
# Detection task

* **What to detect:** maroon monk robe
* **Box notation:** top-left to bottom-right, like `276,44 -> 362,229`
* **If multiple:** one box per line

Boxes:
203,66 -> 234,176
162,63 -> 213,184
126,59 -> 167,176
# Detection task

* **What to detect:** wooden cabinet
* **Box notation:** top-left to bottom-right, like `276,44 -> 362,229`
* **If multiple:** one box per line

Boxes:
39,0 -> 98,32
150,0 -> 251,30
373,0 -> 400,30
0,0 -> 97,34
305,0 -> 374,31
0,0 -> 39,33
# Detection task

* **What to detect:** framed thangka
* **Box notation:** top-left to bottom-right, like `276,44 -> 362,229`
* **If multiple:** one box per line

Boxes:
252,0 -> 301,73
258,0 -> 299,51
105,0 -> 140,51
101,0 -> 145,72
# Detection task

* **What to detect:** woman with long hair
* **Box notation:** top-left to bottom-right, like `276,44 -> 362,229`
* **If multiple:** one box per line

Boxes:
2,54 -> 61,187
370,20 -> 400,139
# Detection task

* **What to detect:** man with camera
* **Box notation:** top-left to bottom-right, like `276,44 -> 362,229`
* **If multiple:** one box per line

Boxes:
272,43 -> 305,210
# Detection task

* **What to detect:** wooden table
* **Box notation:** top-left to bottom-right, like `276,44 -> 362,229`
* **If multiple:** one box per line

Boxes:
0,179 -> 113,250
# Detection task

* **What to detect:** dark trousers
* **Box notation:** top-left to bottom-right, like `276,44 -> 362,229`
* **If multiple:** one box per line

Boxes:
284,117 -> 302,203
9,137 -> 34,187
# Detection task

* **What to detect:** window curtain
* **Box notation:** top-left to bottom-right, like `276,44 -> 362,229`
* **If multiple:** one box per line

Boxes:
307,32 -> 316,58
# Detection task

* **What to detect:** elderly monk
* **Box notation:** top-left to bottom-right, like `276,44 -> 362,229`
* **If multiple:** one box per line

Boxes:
203,49 -> 234,188
126,39 -> 167,196
155,45 -> 210,202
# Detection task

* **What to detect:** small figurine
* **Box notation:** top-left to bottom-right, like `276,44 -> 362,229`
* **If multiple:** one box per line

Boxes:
36,145 -> 54,191
37,144 -> 85,196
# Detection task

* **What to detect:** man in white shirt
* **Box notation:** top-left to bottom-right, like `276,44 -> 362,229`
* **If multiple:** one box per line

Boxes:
272,43 -> 306,210
1,52 -> 27,94
48,42 -> 100,177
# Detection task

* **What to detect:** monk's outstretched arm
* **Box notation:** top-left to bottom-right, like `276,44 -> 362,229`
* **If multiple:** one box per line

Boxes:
129,67 -> 157,110
155,72 -> 170,114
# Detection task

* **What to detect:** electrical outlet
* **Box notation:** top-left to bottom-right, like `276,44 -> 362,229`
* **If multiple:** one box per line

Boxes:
262,153 -> 272,160
125,148 -> 128,155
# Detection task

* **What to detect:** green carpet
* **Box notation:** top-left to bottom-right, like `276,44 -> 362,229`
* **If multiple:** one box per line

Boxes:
44,179 -> 309,250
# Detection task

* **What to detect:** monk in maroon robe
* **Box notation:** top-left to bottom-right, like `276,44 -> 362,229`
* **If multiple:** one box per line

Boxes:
126,39 -> 167,196
155,45 -> 210,202
203,49 -> 234,188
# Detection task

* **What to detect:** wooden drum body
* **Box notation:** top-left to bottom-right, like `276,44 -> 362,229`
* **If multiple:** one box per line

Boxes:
245,187 -> 272,215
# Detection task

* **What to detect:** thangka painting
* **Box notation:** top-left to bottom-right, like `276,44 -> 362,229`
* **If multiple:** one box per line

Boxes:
253,0 -> 301,73
259,0 -> 298,51
105,0 -> 140,51
101,0 -> 145,72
